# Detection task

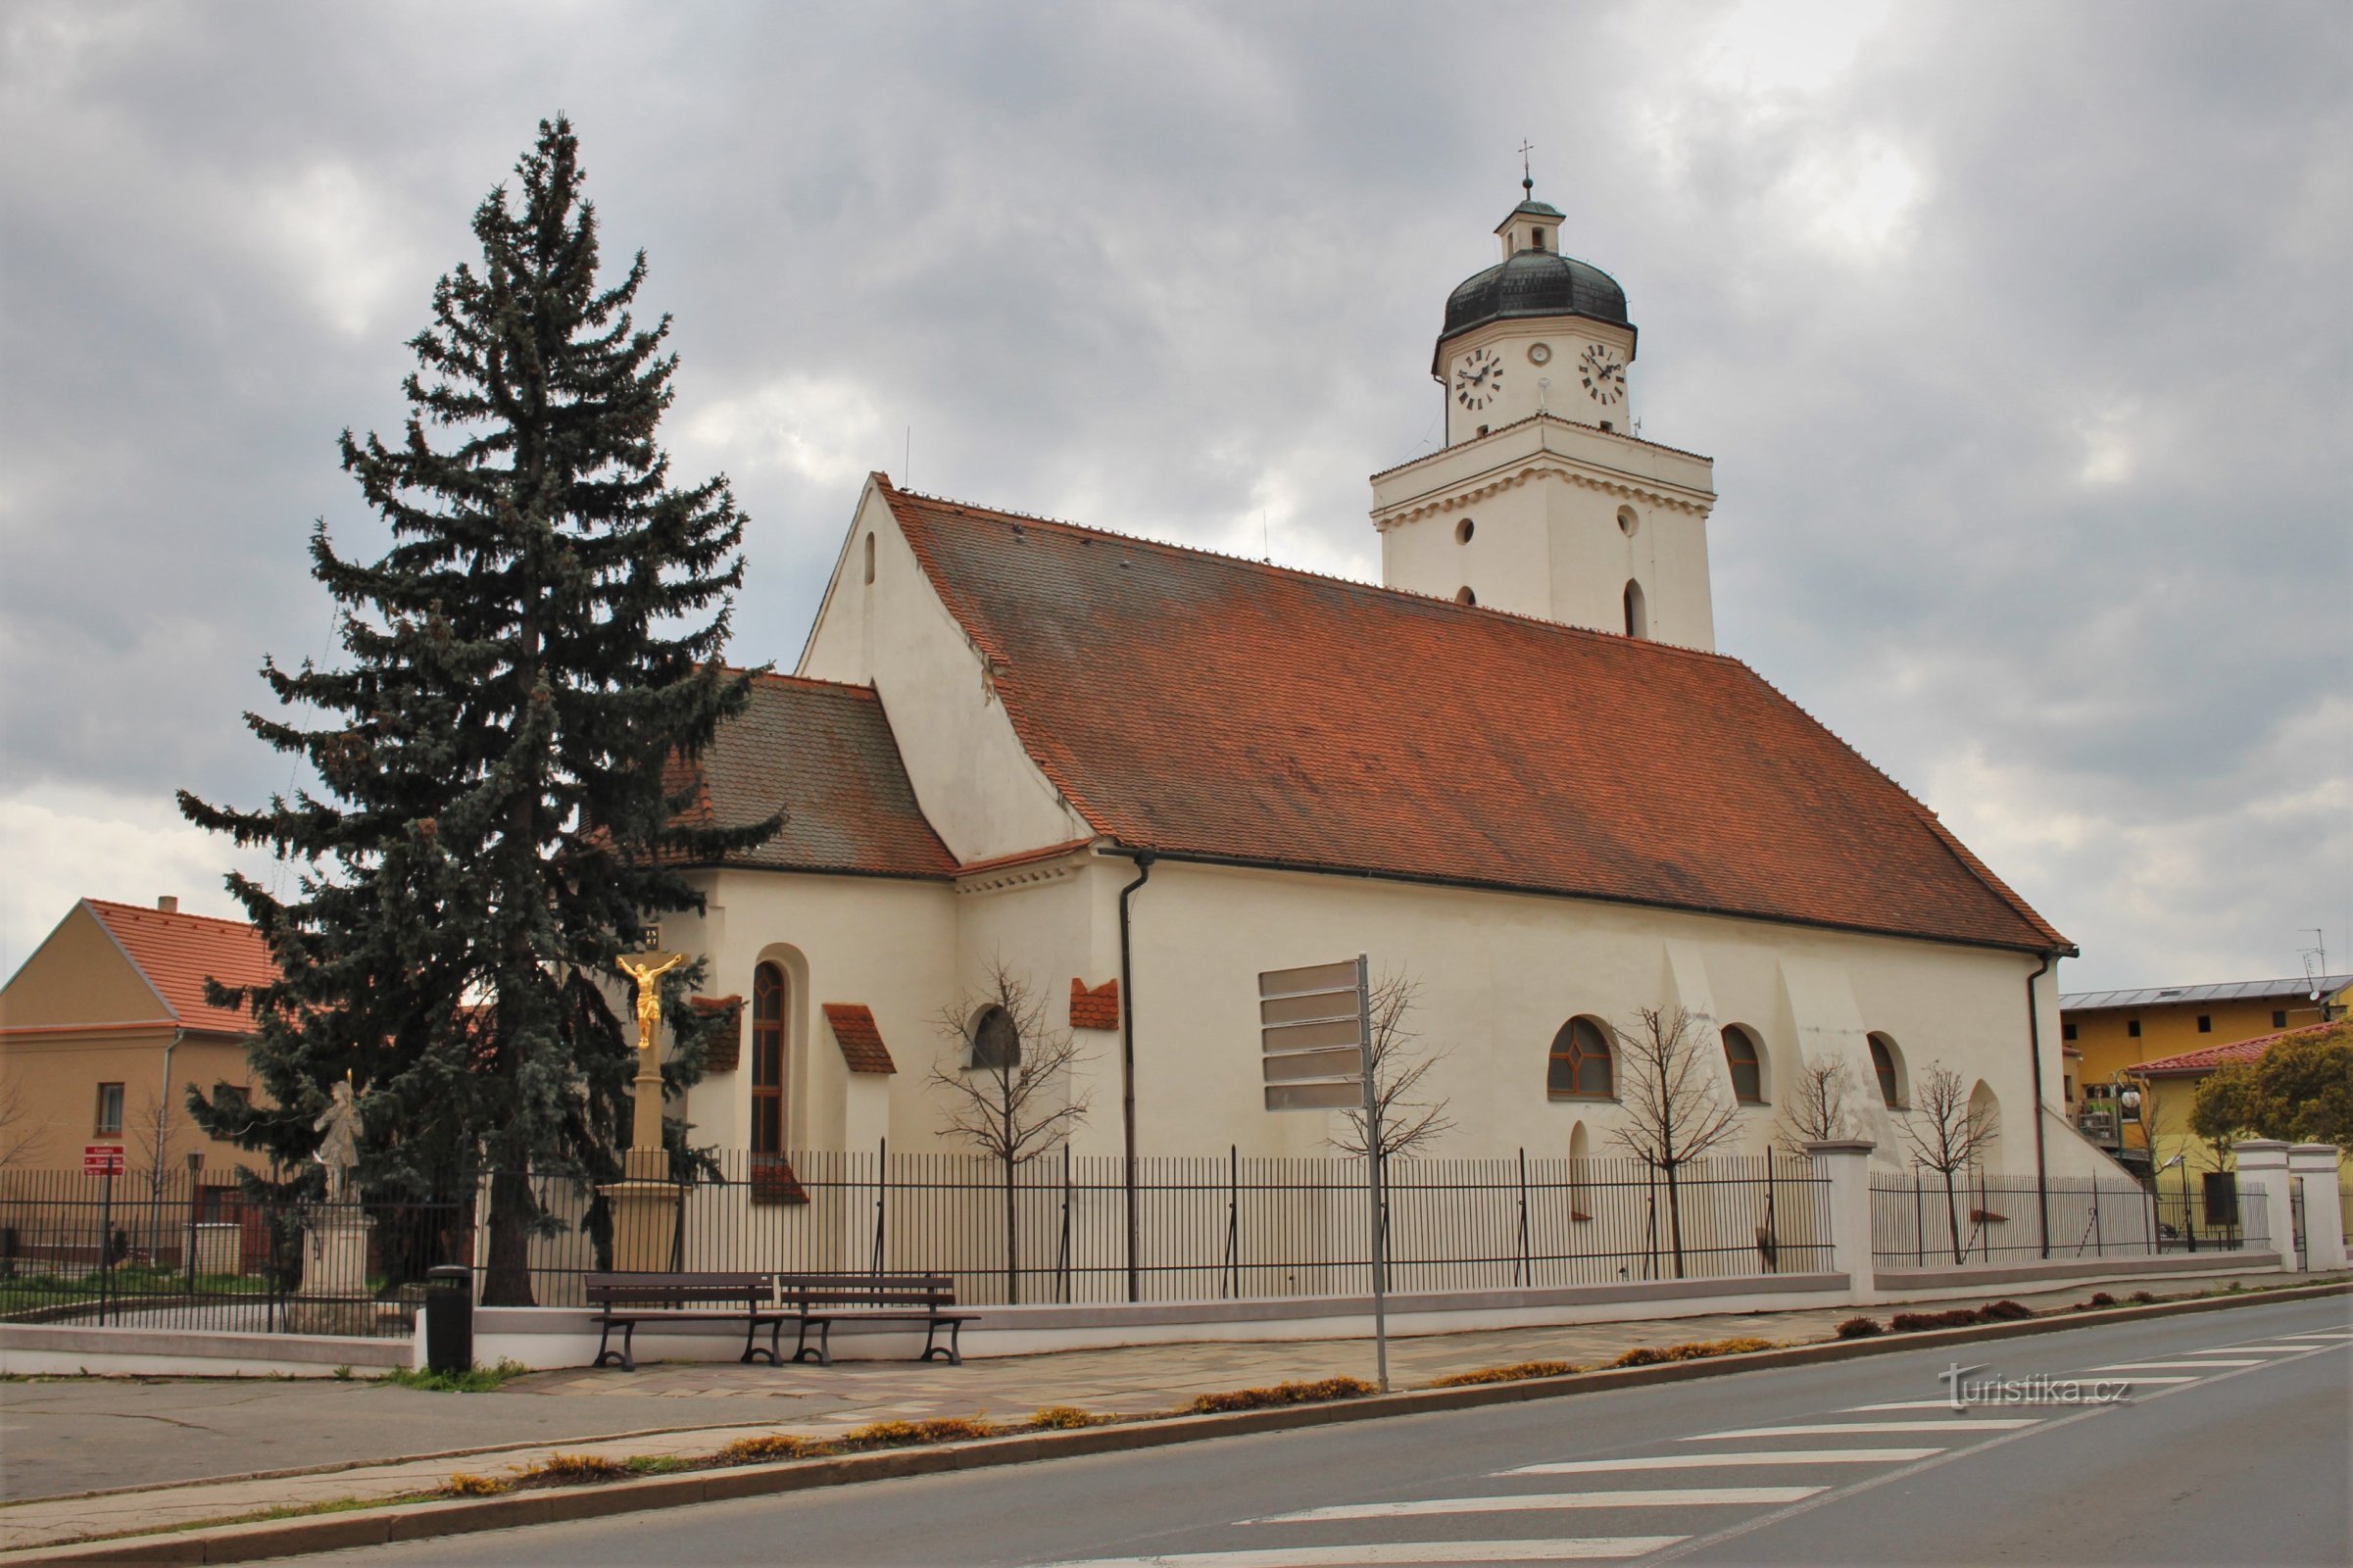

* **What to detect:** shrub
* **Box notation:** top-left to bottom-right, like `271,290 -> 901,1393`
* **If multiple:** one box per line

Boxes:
1191,1377 -> 1378,1413
443,1472 -> 512,1496
842,1417 -> 1004,1447
1029,1405 -> 1101,1429
1430,1359 -> 1582,1388
526,1452 -> 632,1485
1978,1299 -> 2033,1321
2129,1290 -> 2157,1304
1888,1308 -> 1982,1332
1835,1316 -> 1885,1340
1608,1337 -> 1779,1368
713,1434 -> 830,1465
2069,1291 -> 2120,1312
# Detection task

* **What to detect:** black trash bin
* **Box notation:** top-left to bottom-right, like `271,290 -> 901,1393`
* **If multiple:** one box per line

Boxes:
424,1265 -> 473,1376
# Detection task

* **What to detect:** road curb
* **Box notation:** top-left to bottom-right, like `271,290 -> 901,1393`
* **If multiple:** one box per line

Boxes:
10,1278 -> 2345,1565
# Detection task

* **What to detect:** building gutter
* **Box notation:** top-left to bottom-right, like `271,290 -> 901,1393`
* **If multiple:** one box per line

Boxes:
1109,849 -> 1155,1303
2027,952 -> 2055,1259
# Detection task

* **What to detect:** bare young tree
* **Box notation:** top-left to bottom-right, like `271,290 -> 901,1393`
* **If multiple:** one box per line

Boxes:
0,1074 -> 45,1170
1898,1061 -> 1998,1264
1326,972 -> 1454,1162
1605,1006 -> 1742,1278
127,1091 -> 182,1264
928,959 -> 1092,1303
1773,1056 -> 1855,1158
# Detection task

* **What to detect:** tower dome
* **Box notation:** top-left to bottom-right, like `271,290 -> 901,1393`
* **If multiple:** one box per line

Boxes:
1432,201 -> 1632,372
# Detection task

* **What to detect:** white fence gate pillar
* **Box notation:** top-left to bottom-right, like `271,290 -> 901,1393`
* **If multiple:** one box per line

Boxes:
2287,1145 -> 2346,1272
1808,1140 -> 1879,1304
2230,1141 -> 2297,1270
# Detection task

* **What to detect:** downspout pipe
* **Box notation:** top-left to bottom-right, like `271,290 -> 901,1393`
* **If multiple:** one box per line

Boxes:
2026,952 -> 2054,1259
1113,850 -> 1155,1303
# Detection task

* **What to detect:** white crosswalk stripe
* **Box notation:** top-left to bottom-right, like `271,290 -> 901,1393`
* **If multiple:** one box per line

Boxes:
2088,1359 -> 2265,1370
1508,1448 -> 1941,1474
2181,1346 -> 2301,1354
1685,1419 -> 2037,1440
1253,1488 -> 1824,1523
1037,1542 -> 1688,1567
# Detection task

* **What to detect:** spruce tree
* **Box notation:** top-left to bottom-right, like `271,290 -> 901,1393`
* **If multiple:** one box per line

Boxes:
182,119 -> 778,1303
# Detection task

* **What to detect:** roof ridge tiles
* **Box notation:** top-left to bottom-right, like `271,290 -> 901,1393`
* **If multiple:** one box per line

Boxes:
83,897 -> 256,931
879,476 -> 1745,670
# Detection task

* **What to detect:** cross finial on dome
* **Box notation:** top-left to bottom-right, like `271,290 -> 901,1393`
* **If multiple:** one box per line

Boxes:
1519,139 -> 1535,197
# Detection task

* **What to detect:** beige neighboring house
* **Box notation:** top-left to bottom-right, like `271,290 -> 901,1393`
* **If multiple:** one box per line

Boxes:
0,897 -> 275,1176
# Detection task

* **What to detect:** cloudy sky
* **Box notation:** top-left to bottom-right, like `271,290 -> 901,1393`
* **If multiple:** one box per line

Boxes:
2,0 -> 2346,992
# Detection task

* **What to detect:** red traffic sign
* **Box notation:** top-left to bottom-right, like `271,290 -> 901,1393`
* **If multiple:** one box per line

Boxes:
83,1144 -> 125,1176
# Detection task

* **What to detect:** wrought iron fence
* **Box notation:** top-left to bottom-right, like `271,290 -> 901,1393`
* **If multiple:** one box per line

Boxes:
0,1167 -> 463,1336
469,1147 -> 1831,1309
2,1148 -> 1831,1326
1869,1169 -> 2267,1269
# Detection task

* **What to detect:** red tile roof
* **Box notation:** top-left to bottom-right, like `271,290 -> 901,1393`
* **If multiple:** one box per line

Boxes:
1070,978 -> 1120,1031
83,899 -> 276,1036
690,995 -> 743,1073
880,479 -> 2068,955
821,1004 -> 897,1074
2133,1021 -> 2341,1077
672,673 -> 958,880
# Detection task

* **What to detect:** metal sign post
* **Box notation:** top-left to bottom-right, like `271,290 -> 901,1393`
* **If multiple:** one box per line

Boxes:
1356,953 -> 1390,1394
1257,955 -> 1388,1393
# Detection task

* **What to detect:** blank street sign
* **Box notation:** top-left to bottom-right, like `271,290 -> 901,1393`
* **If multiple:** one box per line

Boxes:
1259,958 -> 1366,1112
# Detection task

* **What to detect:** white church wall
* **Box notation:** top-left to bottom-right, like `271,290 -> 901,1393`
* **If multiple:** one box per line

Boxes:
797,481 -> 1092,864
1116,857 -> 2074,1179
672,867 -> 956,1155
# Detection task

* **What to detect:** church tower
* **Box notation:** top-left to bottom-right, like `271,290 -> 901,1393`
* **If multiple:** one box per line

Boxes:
1373,184 -> 1718,650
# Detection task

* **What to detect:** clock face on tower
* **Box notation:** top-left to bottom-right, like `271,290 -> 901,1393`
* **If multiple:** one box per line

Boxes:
1578,344 -> 1626,407
1452,346 -> 1503,411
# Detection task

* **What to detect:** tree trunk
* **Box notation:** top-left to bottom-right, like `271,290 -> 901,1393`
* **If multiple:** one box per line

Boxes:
1663,1160 -> 1687,1280
1941,1169 -> 1963,1266
482,1168 -> 538,1306
1003,1155 -> 1019,1305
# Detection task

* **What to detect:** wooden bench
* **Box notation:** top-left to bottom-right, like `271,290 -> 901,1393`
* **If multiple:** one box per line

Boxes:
774,1272 -> 976,1366
584,1271 -> 788,1372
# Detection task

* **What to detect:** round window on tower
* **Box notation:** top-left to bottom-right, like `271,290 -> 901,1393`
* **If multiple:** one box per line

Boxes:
1454,586 -> 1478,606
1455,517 -> 1475,545
1617,506 -> 1639,537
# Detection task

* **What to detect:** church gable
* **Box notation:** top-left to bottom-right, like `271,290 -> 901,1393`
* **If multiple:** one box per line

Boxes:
879,479 -> 2066,956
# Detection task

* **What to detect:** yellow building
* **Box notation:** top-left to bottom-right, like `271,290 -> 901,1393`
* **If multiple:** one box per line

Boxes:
0,897 -> 275,1176
2059,972 -> 2349,1173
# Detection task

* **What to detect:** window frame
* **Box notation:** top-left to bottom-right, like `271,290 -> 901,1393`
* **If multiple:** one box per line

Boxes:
1722,1024 -> 1765,1104
750,962 -> 787,1159
970,1004 -> 1021,1071
95,1081 -> 124,1136
1547,1016 -> 1615,1101
1867,1033 -> 1904,1109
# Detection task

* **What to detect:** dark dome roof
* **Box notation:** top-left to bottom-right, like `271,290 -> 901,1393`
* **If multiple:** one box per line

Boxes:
1441,249 -> 1630,342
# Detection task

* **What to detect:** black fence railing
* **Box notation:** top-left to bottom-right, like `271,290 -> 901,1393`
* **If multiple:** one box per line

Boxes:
464,1148 -> 1830,1309
0,1168 -> 464,1336
1869,1170 -> 2268,1269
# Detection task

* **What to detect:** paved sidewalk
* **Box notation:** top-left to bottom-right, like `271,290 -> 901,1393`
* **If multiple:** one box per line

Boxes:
0,1267 -> 2320,1554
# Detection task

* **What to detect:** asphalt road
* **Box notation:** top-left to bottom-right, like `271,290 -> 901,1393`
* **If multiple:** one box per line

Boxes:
335,1295 -> 2352,1568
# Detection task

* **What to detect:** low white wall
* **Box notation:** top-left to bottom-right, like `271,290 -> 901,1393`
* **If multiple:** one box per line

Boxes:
1871,1250 -> 2287,1302
0,1323 -> 411,1379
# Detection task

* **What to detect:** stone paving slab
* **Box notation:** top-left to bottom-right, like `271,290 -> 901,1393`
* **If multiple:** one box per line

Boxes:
0,1266 -> 2310,1554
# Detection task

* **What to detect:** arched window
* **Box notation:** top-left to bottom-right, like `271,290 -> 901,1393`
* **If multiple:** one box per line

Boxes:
752,962 -> 788,1156
970,1004 -> 1021,1070
1455,517 -> 1475,544
862,532 -> 876,584
1455,586 -> 1478,606
1547,1017 -> 1613,1099
1867,1033 -> 1903,1108
1623,579 -> 1647,639
1723,1025 -> 1765,1103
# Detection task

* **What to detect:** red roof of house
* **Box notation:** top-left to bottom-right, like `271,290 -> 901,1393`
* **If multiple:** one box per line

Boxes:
2133,1021 -> 2340,1077
672,673 -> 958,880
881,479 -> 2067,955
84,899 -> 276,1036
821,1004 -> 896,1074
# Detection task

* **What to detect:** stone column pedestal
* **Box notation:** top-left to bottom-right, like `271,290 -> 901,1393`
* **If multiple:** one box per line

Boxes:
286,1207 -> 376,1336
598,1054 -> 682,1272
2288,1145 -> 2346,1271
1807,1140 -> 1880,1303
2231,1140 -> 2296,1269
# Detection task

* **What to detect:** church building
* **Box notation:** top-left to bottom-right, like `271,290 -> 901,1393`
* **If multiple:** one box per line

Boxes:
660,187 -> 2118,1191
